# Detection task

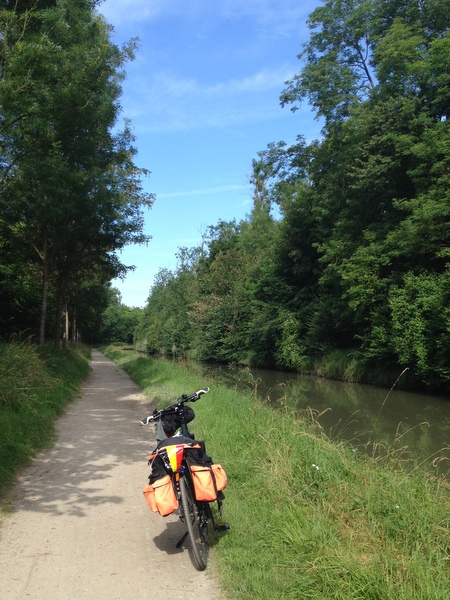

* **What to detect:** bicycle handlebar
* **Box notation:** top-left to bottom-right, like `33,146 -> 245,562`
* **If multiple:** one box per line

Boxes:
140,387 -> 210,426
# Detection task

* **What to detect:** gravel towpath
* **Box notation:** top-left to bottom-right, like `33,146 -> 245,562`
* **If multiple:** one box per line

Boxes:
0,349 -> 225,600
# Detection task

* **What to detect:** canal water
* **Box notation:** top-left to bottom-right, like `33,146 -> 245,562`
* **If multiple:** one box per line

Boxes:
198,363 -> 450,473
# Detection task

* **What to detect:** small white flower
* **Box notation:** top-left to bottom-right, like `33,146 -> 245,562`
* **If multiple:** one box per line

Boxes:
311,464 -> 320,470
395,505 -> 400,509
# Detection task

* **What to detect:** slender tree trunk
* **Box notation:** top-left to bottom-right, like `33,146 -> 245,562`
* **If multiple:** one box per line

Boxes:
54,292 -> 63,350
39,232 -> 49,347
71,309 -> 77,343
65,306 -> 69,347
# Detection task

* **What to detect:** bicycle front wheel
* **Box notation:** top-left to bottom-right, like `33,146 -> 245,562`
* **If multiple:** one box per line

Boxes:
179,475 -> 208,570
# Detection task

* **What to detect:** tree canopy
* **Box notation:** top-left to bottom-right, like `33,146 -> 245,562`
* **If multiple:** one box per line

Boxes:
0,0 -> 153,344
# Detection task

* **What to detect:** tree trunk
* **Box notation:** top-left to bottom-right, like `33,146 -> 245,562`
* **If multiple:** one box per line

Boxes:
65,306 -> 69,347
53,294 -> 63,349
38,232 -> 49,347
71,309 -> 78,343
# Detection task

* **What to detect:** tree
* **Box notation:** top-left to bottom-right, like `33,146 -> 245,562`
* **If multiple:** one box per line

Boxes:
281,0 -> 376,128
277,0 -> 450,379
0,0 -> 153,344
136,264 -> 200,358
389,270 -> 450,386
98,287 -> 143,345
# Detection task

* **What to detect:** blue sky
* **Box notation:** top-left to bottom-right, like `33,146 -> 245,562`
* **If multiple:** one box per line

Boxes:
98,0 -> 322,307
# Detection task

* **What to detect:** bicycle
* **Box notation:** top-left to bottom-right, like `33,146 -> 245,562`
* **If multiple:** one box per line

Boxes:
140,387 -> 229,571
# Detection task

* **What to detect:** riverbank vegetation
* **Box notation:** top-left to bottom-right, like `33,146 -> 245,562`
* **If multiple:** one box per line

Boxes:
0,342 -> 90,499
102,346 -> 450,600
131,0 -> 450,393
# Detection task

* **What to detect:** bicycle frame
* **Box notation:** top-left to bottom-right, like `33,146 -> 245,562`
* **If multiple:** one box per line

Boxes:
147,440 -> 212,570
141,388 -> 228,571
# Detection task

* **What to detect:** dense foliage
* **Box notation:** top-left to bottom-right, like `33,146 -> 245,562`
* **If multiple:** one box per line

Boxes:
96,287 -> 143,345
135,0 -> 450,391
0,0 -> 152,345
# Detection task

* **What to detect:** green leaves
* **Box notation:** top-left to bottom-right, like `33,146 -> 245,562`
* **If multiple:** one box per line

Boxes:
390,270 -> 450,383
0,1 -> 152,344
281,0 -> 376,126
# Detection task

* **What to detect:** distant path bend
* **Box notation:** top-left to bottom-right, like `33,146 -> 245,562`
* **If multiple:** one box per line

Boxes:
0,349 -> 224,600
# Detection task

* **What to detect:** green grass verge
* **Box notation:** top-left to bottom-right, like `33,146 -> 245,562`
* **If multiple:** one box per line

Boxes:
0,341 -> 90,502
101,345 -> 450,600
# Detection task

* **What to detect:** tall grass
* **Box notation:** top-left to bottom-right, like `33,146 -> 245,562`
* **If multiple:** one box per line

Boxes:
0,341 -> 90,497
102,346 -> 450,599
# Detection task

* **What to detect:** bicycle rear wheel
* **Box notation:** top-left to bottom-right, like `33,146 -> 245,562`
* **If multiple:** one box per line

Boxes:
179,475 -> 208,570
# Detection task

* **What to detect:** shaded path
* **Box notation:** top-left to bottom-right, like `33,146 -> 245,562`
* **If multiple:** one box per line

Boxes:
0,350 -> 224,600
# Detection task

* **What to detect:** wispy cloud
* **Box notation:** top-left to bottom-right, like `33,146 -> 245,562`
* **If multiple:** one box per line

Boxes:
100,0 -> 311,34
98,0 -> 169,23
157,184 -> 252,199
208,68 -> 293,95
120,65 -> 298,133
141,66 -> 294,101
99,0 -> 315,134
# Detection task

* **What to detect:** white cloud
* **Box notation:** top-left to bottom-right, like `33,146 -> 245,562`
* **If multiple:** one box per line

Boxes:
209,68 -> 294,95
99,0 -> 312,36
119,65 -> 297,133
98,0 -> 168,22
99,0 -> 316,134
140,66 -> 293,104
157,184 -> 252,199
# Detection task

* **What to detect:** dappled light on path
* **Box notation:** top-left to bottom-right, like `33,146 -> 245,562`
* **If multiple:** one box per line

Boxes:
0,350 -> 223,600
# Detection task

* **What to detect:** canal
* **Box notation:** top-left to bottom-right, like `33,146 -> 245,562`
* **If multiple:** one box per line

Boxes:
198,363 -> 450,473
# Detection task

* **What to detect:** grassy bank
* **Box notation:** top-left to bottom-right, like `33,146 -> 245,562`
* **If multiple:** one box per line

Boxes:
102,345 -> 449,600
0,341 -> 90,500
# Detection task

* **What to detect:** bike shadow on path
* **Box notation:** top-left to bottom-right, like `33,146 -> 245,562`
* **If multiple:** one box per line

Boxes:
152,520 -> 186,555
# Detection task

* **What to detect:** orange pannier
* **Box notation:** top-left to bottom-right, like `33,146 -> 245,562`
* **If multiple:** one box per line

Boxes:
190,464 -> 227,502
143,475 -> 178,516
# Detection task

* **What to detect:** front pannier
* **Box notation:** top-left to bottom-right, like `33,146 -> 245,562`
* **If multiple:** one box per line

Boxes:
143,475 -> 178,516
190,464 -> 227,502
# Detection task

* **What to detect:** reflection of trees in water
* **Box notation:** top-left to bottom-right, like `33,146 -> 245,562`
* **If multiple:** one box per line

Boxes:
198,361 -> 450,469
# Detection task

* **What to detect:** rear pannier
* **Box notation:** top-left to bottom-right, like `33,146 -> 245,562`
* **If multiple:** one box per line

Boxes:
143,475 -> 178,516
190,464 -> 227,502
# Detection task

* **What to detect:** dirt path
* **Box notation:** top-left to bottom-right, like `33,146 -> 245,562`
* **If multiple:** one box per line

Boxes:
0,350 -> 225,600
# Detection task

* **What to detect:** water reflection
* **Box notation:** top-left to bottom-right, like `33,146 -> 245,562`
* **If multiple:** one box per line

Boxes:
198,363 -> 450,473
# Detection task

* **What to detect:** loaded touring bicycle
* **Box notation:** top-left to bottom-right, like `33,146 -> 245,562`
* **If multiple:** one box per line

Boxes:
141,387 -> 229,570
